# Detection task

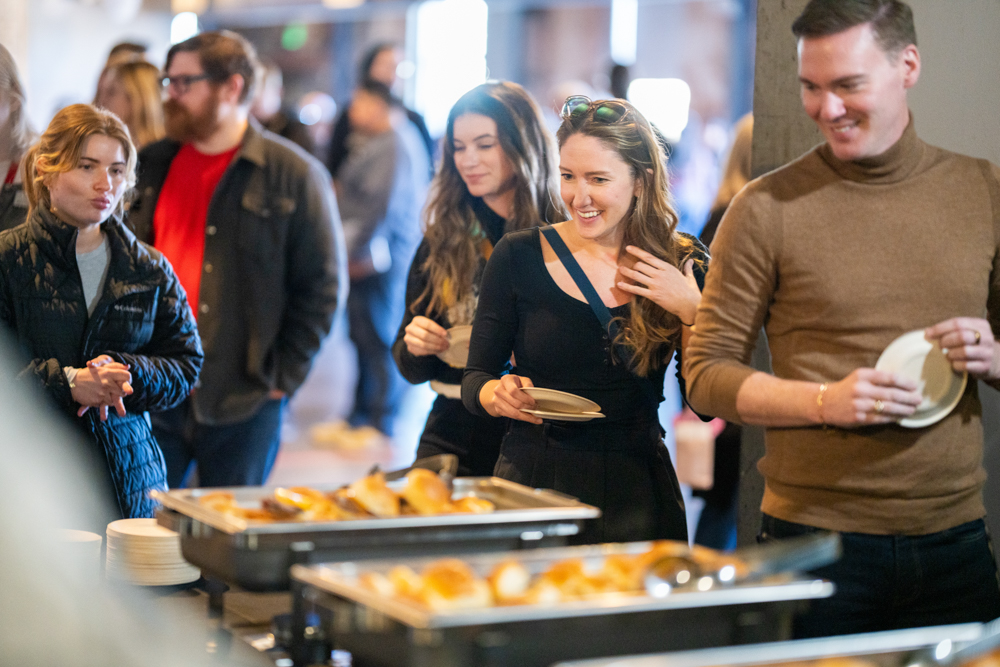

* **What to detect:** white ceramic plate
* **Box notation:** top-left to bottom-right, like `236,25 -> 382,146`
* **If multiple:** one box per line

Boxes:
520,409 -> 605,422
874,329 -> 968,428
435,325 -> 473,368
522,387 -> 601,414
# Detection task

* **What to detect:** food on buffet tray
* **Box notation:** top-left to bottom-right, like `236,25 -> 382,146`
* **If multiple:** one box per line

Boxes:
962,649 -> 1000,667
195,469 -> 495,522
357,541 -> 748,609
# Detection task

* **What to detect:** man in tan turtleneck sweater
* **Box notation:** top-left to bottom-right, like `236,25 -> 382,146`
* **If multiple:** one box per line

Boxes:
686,0 -> 1000,637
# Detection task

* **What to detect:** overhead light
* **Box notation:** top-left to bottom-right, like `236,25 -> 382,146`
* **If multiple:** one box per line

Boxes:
610,0 -> 637,66
627,78 -> 691,144
171,0 -> 208,13
171,12 -> 200,44
411,0 -> 489,137
322,0 -> 365,8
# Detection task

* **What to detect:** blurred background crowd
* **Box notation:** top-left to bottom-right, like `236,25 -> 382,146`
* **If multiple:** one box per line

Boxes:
0,0 -> 758,541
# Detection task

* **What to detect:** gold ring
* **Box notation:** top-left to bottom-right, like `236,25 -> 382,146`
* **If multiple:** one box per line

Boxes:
975,330 -> 982,345
873,399 -> 885,414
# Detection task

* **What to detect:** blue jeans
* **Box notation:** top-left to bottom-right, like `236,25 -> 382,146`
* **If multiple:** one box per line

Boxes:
759,514 -> 1000,638
151,397 -> 285,488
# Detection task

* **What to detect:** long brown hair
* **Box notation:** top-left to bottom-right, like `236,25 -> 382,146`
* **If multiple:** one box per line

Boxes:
22,104 -> 137,219
417,81 -> 565,317
95,61 -> 165,150
557,99 -> 694,377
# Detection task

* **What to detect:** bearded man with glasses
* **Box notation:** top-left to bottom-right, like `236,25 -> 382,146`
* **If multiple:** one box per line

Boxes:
128,31 -> 346,489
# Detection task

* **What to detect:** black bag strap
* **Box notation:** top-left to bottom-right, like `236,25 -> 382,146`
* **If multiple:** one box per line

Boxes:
540,226 -> 619,339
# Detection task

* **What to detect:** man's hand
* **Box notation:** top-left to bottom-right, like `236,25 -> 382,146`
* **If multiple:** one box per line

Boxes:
820,368 -> 922,427
925,317 -> 1000,381
480,374 -> 542,424
404,316 -> 450,357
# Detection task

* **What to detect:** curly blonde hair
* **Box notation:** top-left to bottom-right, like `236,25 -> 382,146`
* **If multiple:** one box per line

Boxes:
416,82 -> 565,317
22,104 -> 137,219
557,99 -> 695,377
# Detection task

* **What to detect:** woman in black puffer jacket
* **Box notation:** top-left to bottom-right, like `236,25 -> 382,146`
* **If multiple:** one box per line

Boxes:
0,104 -> 202,520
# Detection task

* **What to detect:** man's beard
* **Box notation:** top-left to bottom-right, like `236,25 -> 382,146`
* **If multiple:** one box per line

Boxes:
164,91 -> 222,143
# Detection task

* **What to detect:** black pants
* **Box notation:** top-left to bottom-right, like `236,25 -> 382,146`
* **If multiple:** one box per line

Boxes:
414,395 -> 507,477
151,397 -> 284,488
759,514 -> 1000,638
496,420 -> 688,545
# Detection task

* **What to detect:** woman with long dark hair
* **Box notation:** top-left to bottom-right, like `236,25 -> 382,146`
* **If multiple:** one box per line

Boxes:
462,98 -> 707,543
393,81 -> 564,476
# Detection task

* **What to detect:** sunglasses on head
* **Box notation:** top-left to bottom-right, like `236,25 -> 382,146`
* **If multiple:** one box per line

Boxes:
560,95 -> 630,124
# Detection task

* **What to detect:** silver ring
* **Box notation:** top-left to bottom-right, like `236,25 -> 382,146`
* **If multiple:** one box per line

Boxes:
975,330 -> 982,345
873,399 -> 885,414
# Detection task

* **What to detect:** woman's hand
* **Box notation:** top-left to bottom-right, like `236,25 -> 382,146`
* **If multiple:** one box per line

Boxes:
404,316 -> 450,357
479,374 -> 542,424
72,356 -> 132,421
819,368 -> 922,427
618,246 -> 700,324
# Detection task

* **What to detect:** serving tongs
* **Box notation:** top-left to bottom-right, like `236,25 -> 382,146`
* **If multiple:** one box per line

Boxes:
902,615 -> 1000,667
645,531 -> 843,597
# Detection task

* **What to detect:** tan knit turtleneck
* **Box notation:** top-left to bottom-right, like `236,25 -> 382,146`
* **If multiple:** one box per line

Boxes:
685,117 -> 1000,535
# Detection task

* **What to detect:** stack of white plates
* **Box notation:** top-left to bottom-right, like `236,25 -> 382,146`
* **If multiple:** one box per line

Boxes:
105,518 -> 200,586
58,529 -> 104,584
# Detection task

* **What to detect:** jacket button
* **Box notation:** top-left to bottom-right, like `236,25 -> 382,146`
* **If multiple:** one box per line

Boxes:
206,225 -> 217,236
204,262 -> 213,273
199,303 -> 209,314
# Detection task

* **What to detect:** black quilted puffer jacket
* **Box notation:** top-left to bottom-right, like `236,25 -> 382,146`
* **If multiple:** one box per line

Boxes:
0,207 -> 203,518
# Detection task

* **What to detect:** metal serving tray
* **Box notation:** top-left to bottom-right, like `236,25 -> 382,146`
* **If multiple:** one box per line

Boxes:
553,622 -> 985,667
289,542 -> 834,667
153,478 -> 600,591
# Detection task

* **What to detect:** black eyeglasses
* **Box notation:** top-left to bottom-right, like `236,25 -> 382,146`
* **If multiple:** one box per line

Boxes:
161,73 -> 213,94
560,95 -> 630,125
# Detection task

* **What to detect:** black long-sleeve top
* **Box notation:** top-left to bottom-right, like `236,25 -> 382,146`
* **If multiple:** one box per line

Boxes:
392,197 -> 506,385
462,228 -> 707,430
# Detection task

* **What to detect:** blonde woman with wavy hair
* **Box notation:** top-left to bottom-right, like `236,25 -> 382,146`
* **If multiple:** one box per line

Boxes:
0,104 -> 202,521
0,43 -> 34,231
392,81 -> 563,476
462,97 -> 708,544
94,60 -> 165,150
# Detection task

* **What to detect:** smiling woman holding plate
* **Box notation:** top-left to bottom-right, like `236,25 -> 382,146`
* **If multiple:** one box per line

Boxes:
462,97 -> 707,544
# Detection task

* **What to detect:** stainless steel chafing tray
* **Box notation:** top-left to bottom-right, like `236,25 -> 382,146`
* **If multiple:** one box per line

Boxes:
553,622 -> 985,667
153,477 -> 600,591
289,542 -> 834,667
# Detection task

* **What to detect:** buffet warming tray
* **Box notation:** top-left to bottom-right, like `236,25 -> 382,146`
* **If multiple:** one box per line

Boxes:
553,622 -> 986,667
153,477 -> 601,591
288,541 -> 835,667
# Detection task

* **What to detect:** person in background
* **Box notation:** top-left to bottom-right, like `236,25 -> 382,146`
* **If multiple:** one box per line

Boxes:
339,80 -> 430,437
686,0 -> 1000,636
93,60 -> 165,151
105,41 -> 148,67
689,112 -> 752,551
609,63 -> 631,100
394,81 -> 564,476
326,43 -> 433,180
251,58 -> 314,155
128,31 -> 346,488
0,104 -> 203,520
462,97 -> 707,544
0,43 -> 32,232
296,90 -> 338,160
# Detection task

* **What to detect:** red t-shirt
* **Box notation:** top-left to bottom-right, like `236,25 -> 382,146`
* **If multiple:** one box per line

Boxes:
152,144 -> 239,317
